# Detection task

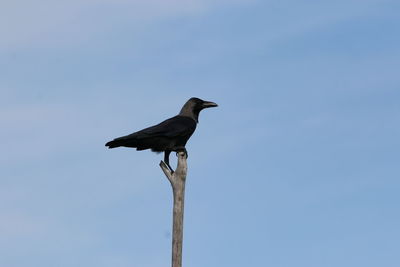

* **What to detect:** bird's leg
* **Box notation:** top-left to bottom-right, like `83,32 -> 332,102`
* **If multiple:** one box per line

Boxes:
164,150 -> 174,172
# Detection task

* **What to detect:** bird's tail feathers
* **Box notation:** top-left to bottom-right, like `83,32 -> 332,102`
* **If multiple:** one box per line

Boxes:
105,140 -> 123,148
105,136 -> 141,149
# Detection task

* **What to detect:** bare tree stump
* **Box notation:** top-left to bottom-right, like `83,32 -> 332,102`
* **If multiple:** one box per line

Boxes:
160,151 -> 188,267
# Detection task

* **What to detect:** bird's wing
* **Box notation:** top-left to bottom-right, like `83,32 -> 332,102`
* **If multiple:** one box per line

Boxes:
105,116 -> 197,149
121,115 -> 196,140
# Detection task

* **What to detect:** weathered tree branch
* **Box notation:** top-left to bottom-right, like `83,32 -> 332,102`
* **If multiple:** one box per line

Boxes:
160,151 -> 188,267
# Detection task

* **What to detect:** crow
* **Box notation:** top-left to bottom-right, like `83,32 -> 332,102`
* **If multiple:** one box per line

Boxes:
105,97 -> 218,171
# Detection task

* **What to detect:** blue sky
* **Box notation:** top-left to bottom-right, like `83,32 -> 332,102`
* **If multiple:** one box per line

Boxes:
1,0 -> 400,266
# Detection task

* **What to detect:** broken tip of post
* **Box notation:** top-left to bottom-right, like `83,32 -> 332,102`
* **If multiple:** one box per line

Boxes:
160,161 -> 173,178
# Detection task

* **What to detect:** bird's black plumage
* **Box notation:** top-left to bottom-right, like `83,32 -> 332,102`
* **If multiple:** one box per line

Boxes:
105,97 -> 217,171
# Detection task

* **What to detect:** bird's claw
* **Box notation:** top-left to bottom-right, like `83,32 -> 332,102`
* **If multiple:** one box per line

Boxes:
176,148 -> 188,159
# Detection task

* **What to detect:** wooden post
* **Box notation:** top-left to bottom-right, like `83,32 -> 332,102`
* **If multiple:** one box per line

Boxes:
160,151 -> 188,267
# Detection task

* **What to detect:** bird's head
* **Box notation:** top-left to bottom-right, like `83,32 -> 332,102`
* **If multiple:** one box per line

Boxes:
179,97 -> 218,122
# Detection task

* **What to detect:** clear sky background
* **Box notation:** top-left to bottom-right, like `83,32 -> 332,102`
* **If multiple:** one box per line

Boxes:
1,0 -> 399,266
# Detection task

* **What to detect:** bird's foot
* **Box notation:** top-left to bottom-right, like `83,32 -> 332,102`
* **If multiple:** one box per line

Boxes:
176,148 -> 188,159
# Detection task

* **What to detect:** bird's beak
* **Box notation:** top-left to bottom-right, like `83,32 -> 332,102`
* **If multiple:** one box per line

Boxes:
202,101 -> 218,108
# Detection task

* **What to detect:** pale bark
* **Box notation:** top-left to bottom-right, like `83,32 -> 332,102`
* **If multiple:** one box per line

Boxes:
160,151 -> 188,267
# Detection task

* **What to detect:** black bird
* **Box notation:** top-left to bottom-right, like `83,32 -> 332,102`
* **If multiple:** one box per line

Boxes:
105,97 -> 218,171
